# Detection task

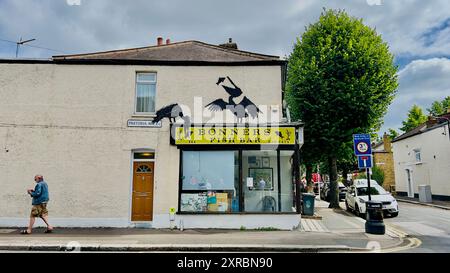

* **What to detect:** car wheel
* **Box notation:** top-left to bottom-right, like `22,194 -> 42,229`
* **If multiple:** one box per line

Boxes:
354,204 -> 360,217
355,204 -> 366,219
345,201 -> 351,212
391,212 -> 399,217
360,212 -> 367,220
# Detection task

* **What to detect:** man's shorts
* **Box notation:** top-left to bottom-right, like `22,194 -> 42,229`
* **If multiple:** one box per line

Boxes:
30,203 -> 48,218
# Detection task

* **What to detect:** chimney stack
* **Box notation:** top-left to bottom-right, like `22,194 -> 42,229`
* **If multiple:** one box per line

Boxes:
219,38 -> 238,50
166,38 -> 171,45
426,116 -> 438,128
157,37 -> 164,46
383,133 -> 392,153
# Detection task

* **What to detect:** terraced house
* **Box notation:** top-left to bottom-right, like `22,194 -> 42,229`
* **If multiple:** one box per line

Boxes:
0,38 -> 304,230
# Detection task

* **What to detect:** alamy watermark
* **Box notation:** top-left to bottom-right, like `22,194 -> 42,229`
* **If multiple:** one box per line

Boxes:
66,0 -> 81,6
366,0 -> 383,6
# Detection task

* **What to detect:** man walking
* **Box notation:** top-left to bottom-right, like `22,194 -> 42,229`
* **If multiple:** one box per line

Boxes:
21,175 -> 54,234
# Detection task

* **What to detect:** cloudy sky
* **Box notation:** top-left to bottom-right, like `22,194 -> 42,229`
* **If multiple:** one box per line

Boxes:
1,0 -> 449,135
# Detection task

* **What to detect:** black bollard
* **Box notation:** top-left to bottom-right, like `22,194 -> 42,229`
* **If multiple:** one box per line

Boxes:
365,200 -> 385,235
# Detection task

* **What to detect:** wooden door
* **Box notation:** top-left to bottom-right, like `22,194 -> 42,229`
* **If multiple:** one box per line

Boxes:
132,162 -> 154,221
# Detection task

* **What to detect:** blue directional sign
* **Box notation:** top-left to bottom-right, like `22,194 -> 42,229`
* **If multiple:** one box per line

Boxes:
358,155 -> 373,169
353,134 -> 372,156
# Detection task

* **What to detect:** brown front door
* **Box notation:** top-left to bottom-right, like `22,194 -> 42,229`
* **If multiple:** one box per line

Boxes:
132,162 -> 154,221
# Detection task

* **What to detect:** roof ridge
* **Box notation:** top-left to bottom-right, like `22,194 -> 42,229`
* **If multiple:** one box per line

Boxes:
53,40 -> 280,61
392,123 -> 427,142
52,40 -> 196,59
190,41 -> 280,60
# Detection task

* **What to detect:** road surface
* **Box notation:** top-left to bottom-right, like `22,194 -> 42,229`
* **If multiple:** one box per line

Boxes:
384,202 -> 450,253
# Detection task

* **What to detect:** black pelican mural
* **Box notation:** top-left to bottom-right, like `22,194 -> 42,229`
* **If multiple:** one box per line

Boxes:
153,103 -> 191,137
274,130 -> 293,142
206,77 -> 262,123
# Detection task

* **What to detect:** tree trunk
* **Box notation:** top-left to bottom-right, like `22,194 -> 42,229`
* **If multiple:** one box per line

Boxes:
328,156 -> 340,208
342,167 -> 348,187
305,163 -> 313,193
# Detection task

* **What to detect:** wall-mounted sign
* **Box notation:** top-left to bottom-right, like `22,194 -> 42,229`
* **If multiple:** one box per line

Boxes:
175,127 -> 296,145
128,120 -> 162,128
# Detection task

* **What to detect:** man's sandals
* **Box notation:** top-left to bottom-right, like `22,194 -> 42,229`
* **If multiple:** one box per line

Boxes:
20,229 -> 53,234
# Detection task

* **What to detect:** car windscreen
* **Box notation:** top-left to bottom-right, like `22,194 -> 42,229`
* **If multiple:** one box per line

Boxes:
356,187 -> 385,196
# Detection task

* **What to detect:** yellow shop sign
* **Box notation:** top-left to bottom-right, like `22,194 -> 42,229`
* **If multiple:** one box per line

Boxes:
175,127 -> 296,145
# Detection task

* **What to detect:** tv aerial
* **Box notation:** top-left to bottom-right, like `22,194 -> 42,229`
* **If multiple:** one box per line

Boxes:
16,37 -> 36,58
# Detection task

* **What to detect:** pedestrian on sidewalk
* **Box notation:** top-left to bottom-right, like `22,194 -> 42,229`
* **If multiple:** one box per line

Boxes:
21,175 -> 54,235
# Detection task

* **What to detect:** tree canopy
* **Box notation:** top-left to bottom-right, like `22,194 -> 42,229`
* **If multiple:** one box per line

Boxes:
388,128 -> 399,140
427,96 -> 450,116
286,9 -> 398,207
400,104 -> 427,132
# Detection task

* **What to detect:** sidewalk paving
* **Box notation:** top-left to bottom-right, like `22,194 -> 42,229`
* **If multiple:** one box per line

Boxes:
0,199 -> 412,252
396,196 -> 450,210
0,227 -> 404,252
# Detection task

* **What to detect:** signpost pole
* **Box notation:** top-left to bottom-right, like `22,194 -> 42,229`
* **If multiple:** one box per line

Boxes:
317,165 -> 321,201
354,134 -> 384,235
367,167 -> 372,201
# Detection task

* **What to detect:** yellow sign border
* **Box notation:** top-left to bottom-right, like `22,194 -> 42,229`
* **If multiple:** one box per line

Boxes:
175,127 -> 296,145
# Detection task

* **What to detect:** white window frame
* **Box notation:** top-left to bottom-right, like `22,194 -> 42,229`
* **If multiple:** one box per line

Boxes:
134,72 -> 157,115
414,149 -> 422,164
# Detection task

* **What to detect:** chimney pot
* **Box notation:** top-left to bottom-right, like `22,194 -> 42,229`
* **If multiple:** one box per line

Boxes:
219,38 -> 238,50
426,116 -> 438,128
166,39 -> 171,45
157,37 -> 164,46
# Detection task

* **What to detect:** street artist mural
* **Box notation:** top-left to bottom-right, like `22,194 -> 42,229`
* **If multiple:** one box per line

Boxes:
206,77 -> 262,122
153,77 -> 263,138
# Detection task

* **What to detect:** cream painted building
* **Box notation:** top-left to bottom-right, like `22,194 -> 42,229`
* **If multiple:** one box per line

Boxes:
0,39 -> 304,229
392,114 -> 450,200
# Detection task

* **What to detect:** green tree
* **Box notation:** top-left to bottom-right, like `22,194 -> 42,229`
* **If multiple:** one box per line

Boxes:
427,96 -> 450,116
371,166 -> 385,186
400,105 -> 427,132
356,166 -> 384,186
388,128 -> 399,140
286,9 -> 398,208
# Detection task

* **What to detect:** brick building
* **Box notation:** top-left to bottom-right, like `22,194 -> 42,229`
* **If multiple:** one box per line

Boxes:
373,133 -> 396,192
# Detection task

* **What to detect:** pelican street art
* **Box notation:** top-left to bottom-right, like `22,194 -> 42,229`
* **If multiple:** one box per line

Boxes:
152,77 -> 284,142
152,77 -> 266,126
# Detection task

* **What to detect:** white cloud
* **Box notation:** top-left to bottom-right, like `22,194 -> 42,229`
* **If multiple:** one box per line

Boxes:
1,0 -> 450,59
380,58 -> 450,134
1,0 -> 450,134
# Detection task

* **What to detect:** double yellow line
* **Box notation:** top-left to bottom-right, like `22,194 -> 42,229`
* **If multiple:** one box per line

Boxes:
381,224 -> 422,253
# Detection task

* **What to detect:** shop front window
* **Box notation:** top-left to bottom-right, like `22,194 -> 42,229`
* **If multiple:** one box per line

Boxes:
242,150 -> 296,213
243,151 -> 278,212
180,151 -> 240,213
280,151 -> 295,212
179,149 -> 298,214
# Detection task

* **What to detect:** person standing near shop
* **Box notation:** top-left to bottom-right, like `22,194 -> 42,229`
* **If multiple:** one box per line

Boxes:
21,175 -> 54,234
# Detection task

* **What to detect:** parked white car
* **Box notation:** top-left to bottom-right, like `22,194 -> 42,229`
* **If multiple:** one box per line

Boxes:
345,179 -> 399,218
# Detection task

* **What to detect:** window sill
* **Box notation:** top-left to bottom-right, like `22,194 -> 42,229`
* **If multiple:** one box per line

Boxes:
131,114 -> 157,119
